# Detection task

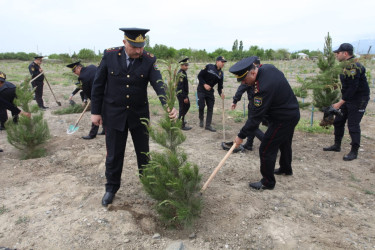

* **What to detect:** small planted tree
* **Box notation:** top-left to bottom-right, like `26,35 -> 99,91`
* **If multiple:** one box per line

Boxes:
6,76 -> 50,159
140,60 -> 202,228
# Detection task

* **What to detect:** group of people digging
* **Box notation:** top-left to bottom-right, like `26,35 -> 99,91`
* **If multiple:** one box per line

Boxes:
0,27 -> 369,206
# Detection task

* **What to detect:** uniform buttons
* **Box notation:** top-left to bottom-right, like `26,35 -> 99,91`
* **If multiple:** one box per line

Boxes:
127,75 -> 130,78
141,75 -> 144,78
126,95 -> 129,98
126,85 -> 129,88
111,71 -> 114,74
126,106 -> 129,109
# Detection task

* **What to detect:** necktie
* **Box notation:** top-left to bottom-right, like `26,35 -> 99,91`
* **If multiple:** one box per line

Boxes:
128,58 -> 134,67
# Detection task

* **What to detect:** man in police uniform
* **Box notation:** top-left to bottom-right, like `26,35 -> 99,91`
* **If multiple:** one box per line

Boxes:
0,71 -> 17,130
67,61 -> 104,139
231,56 -> 264,150
91,28 -> 177,206
177,58 -> 192,130
230,57 -> 300,190
197,56 -> 226,132
323,43 -> 370,161
29,56 -> 47,110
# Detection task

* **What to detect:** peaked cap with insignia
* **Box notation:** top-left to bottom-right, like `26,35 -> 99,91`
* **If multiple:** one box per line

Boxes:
120,28 -> 149,48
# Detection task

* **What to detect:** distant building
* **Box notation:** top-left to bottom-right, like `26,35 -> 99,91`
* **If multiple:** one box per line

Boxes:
297,53 -> 309,60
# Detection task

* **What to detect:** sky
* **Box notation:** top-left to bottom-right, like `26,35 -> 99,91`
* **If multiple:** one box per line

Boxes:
2,0 -> 375,55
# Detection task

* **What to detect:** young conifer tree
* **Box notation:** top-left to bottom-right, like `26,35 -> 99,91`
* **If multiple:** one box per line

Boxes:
140,60 -> 202,228
6,76 -> 50,159
294,33 -> 342,110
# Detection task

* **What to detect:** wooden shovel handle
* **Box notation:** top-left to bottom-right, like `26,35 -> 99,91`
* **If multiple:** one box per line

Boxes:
72,100 -> 91,128
200,143 -> 236,193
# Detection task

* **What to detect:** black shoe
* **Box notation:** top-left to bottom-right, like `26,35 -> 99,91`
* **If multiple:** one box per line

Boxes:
0,148 -> 3,152
102,192 -> 115,207
323,144 -> 341,152
249,181 -> 274,190
205,125 -> 216,132
343,151 -> 358,161
199,120 -> 204,128
82,135 -> 95,140
243,143 -> 253,151
97,130 -> 105,135
182,126 -> 192,131
39,106 -> 47,111
43,106 -> 49,109
274,168 -> 293,175
0,126 -> 5,131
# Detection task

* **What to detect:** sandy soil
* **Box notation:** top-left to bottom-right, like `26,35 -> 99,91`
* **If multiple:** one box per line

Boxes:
1,63 -> 375,249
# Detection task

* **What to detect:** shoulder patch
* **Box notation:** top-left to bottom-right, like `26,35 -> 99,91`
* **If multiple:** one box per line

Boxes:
254,96 -> 262,107
105,46 -> 123,52
31,67 -> 35,71
153,63 -> 158,70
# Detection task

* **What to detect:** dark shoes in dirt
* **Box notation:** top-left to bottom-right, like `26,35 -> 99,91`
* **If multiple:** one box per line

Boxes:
274,168 -> 293,176
249,181 -> 274,190
102,192 -> 115,207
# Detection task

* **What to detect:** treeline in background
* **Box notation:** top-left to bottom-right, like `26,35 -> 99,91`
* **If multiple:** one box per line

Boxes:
0,38 -> 323,63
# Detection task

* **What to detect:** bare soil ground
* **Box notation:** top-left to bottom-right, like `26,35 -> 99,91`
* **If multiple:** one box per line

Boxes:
1,60 -> 375,249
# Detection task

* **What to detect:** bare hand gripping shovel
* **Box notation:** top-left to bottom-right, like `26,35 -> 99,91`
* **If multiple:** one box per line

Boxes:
67,100 -> 91,134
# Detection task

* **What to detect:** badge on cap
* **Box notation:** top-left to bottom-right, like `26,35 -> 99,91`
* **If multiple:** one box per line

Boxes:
254,96 -> 262,107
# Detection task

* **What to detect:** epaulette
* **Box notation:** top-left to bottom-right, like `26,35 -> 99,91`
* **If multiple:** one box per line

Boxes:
105,46 -> 123,52
143,51 -> 155,58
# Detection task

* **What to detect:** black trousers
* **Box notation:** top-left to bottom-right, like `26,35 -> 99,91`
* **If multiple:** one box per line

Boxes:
0,89 -> 17,126
198,91 -> 215,126
259,115 -> 300,188
31,81 -> 44,107
177,95 -> 190,121
333,97 -> 369,149
104,121 -> 149,194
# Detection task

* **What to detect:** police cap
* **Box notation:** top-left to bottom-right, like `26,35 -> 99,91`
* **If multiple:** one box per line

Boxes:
216,56 -> 227,62
66,61 -> 82,71
179,58 -> 189,65
34,56 -> 44,59
120,28 -> 149,48
229,56 -> 260,82
0,71 -> 6,82
333,43 -> 354,53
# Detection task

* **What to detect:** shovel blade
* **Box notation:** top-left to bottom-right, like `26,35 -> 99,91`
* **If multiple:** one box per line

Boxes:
67,125 -> 79,134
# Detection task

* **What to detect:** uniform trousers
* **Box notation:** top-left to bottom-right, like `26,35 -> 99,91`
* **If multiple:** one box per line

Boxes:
333,96 -> 369,148
31,81 -> 44,107
197,91 -> 215,126
104,120 -> 149,194
177,95 -> 190,121
259,115 -> 300,188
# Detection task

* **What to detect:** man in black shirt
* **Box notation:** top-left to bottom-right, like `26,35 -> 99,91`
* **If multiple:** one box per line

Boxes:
323,43 -> 370,161
197,56 -> 226,132
230,57 -> 300,190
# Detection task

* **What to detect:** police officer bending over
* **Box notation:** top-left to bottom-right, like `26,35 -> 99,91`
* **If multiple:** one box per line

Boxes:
197,56 -> 226,132
230,57 -> 300,190
231,56 -> 264,150
66,61 -> 104,139
91,28 -> 177,206
323,43 -> 370,161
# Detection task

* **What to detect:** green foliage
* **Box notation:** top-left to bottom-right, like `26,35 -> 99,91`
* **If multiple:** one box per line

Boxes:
0,52 -> 38,61
5,76 -> 50,159
76,48 -> 98,60
295,118 -> 333,134
48,53 -> 72,63
53,104 -> 85,115
140,60 -> 202,228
